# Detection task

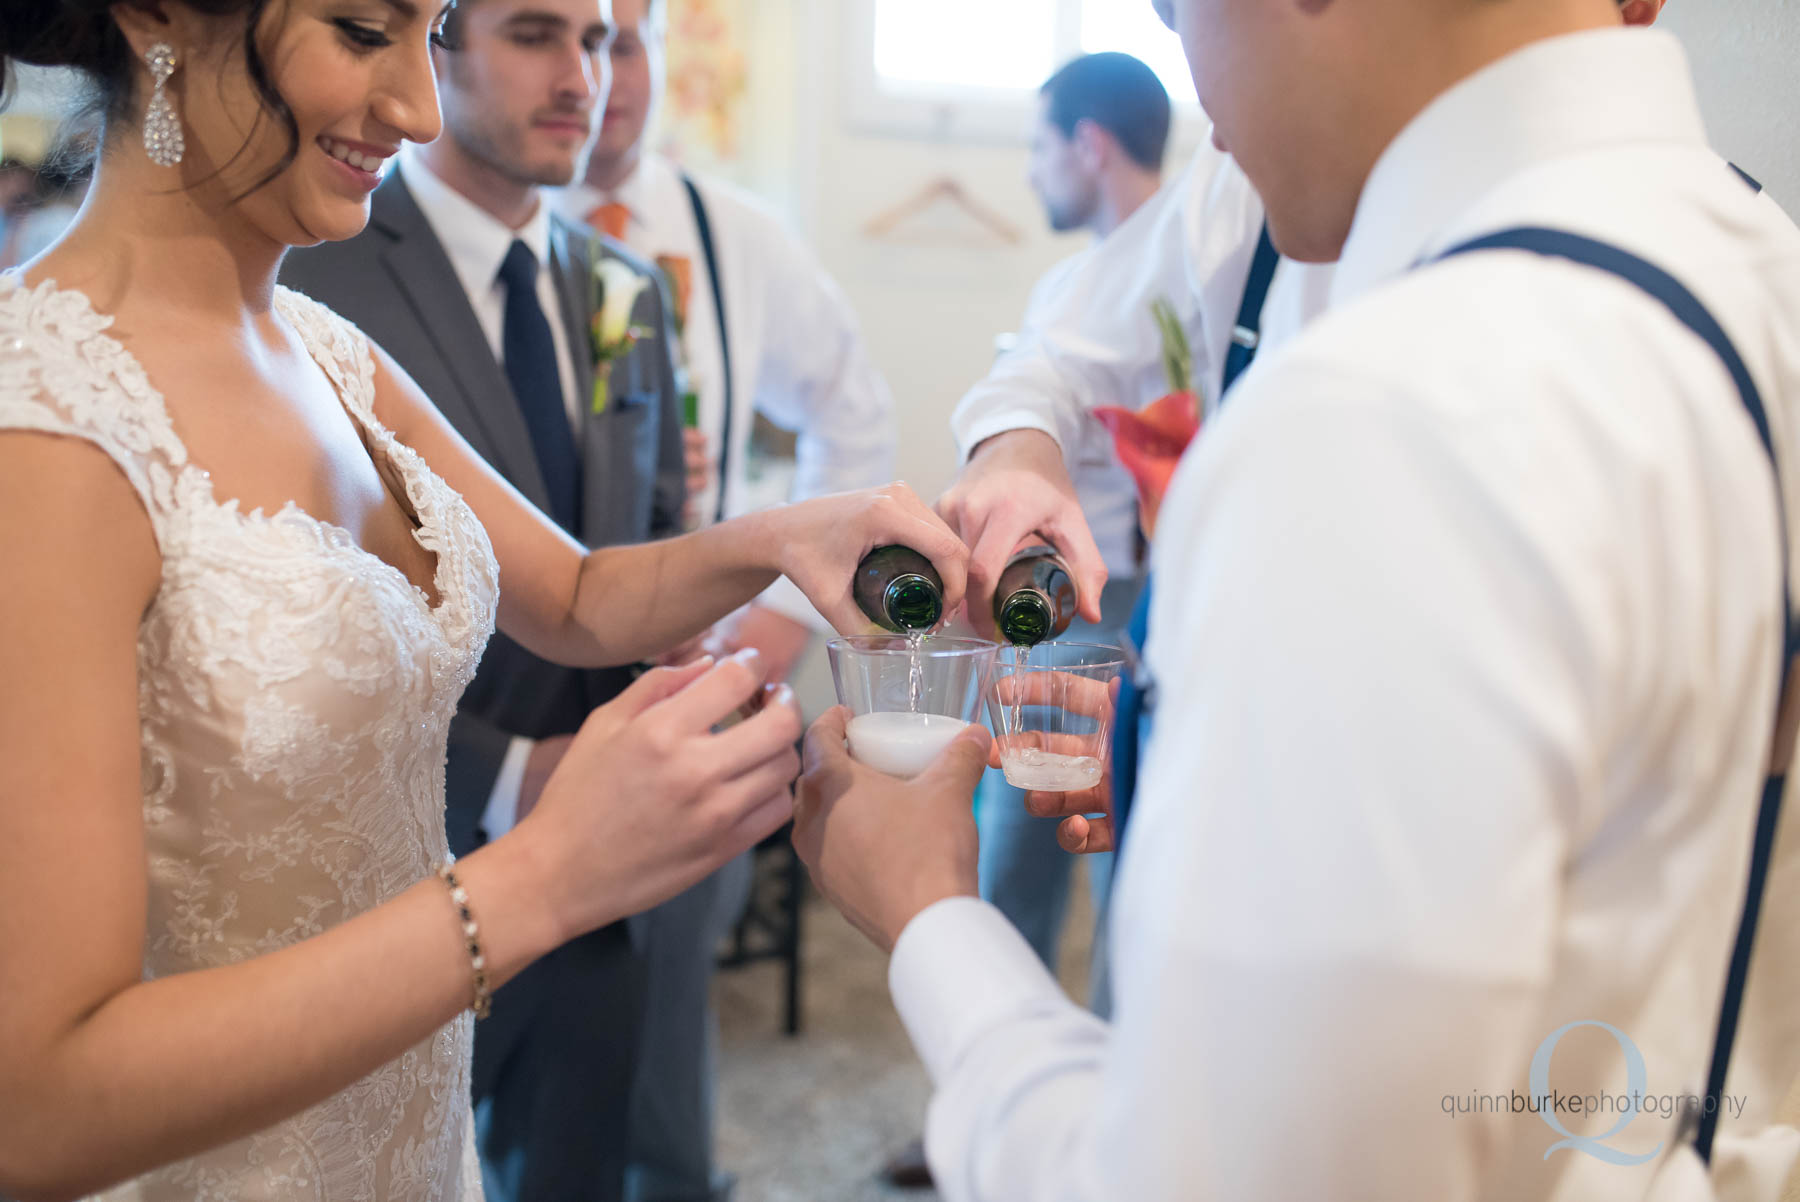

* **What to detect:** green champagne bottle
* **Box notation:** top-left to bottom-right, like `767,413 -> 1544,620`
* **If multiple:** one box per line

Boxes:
854,545 -> 944,632
993,545 -> 1077,645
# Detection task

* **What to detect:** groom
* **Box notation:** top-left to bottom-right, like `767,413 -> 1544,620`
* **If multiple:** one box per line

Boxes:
281,0 -> 684,1198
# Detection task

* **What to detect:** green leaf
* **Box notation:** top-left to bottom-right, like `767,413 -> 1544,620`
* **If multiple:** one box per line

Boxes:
1151,297 -> 1194,397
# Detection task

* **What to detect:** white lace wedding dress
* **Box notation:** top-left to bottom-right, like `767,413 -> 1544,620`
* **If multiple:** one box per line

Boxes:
0,274 -> 498,1201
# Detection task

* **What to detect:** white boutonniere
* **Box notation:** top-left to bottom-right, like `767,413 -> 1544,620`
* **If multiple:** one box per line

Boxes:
588,255 -> 654,414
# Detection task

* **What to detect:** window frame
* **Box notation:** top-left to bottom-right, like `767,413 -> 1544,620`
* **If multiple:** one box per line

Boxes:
843,0 -> 1203,145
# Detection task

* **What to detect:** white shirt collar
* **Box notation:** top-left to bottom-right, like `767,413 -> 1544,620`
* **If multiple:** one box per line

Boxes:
1331,28 -> 1708,309
610,158 -> 654,232
399,150 -> 556,295
589,155 -> 667,236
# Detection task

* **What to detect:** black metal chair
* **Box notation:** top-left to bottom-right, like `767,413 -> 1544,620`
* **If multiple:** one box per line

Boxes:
716,821 -> 806,1035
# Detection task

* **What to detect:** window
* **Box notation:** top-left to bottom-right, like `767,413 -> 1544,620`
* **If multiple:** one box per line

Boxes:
872,0 -> 1060,94
1076,1 -> 1196,105
849,0 -> 1198,141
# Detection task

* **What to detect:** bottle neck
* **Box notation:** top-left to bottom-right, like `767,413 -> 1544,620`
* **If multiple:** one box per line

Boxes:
884,574 -> 943,631
997,589 -> 1054,646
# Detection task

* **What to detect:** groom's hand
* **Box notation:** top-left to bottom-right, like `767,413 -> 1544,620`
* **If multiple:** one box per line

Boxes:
792,707 -> 988,953
936,429 -> 1108,636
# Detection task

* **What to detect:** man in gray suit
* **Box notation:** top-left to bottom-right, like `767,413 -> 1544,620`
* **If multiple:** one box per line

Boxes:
282,0 -> 682,1198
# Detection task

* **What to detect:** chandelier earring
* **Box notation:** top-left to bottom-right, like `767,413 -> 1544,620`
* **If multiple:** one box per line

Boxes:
143,43 -> 185,168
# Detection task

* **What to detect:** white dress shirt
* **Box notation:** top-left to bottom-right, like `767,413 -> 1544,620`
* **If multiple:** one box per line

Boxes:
948,142 -> 1336,471
1003,243 -> 1144,578
553,154 -> 897,628
400,152 -> 585,429
892,28 -> 1800,1202
400,152 -> 588,842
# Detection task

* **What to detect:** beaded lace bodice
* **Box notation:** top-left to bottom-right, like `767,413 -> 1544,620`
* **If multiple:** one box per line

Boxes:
0,274 -> 497,1201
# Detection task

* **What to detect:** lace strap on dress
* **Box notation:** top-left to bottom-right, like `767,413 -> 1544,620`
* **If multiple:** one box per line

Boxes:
0,274 -> 187,547
276,286 -> 383,434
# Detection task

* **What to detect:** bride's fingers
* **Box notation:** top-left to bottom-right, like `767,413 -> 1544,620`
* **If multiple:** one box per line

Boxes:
711,746 -> 802,831
708,685 -> 802,777
730,787 -> 797,853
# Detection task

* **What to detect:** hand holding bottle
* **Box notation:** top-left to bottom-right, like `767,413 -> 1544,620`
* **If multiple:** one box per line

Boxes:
775,484 -> 969,635
935,429 -> 1107,639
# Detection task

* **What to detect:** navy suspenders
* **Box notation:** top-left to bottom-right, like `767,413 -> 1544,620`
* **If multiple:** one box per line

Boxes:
1111,222 -> 1280,844
1220,223 -> 1281,398
682,173 -> 735,525
1432,225 -> 1792,1167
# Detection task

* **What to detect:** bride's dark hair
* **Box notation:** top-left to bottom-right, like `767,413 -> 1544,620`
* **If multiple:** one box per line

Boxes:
0,0 -> 300,194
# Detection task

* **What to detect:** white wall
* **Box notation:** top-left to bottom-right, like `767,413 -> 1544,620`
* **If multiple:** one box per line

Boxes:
785,0 -> 1085,502
1661,0 -> 1800,213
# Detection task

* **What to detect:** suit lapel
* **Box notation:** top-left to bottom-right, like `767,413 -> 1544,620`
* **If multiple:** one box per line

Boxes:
555,221 -> 675,544
549,218 -> 598,438
373,173 -> 552,511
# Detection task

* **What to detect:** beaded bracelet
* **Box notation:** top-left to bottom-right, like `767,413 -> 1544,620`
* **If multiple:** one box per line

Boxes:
437,862 -> 492,1020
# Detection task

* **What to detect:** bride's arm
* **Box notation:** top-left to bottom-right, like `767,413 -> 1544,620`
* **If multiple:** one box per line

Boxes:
0,432 -> 799,1200
367,346 -> 969,667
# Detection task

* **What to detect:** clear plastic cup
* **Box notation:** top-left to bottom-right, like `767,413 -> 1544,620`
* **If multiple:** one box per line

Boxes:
985,641 -> 1125,792
826,635 -> 997,778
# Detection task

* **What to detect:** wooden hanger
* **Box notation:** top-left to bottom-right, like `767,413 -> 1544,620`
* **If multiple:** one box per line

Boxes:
862,174 -> 1023,245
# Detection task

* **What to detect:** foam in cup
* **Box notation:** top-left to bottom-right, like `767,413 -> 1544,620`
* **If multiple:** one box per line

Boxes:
847,711 -> 971,778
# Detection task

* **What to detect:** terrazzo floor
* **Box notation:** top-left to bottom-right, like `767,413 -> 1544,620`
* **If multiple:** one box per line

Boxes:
712,868 -> 1097,1202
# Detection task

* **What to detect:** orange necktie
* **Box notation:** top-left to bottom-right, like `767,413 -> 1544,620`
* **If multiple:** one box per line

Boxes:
587,201 -> 632,242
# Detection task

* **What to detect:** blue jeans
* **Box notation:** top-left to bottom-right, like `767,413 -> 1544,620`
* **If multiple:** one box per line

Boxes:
975,575 -> 1140,1019
624,853 -> 753,1202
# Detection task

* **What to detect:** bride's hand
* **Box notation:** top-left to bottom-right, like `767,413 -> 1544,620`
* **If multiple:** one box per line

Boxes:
772,483 -> 970,634
514,649 -> 801,940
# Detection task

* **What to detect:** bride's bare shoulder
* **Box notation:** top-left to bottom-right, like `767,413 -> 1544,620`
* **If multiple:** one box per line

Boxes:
0,425 -> 161,617
0,271 -> 165,610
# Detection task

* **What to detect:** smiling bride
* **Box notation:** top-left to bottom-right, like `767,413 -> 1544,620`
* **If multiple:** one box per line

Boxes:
0,2 -> 967,1198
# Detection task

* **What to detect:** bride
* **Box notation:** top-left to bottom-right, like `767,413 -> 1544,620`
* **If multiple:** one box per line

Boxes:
0,1 -> 967,1199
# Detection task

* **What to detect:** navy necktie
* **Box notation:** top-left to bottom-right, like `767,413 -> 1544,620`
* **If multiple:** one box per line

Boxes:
497,239 -> 581,536
1112,223 -> 1282,848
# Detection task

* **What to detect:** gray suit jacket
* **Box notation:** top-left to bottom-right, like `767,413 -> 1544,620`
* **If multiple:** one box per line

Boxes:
281,170 -> 686,854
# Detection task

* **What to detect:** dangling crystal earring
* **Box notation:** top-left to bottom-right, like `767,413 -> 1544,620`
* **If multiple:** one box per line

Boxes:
143,43 -> 184,168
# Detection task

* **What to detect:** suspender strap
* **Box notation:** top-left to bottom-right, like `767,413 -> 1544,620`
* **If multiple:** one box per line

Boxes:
1730,162 -> 1765,194
1221,222 -> 1281,394
1435,226 -> 1794,1167
682,172 -> 735,525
